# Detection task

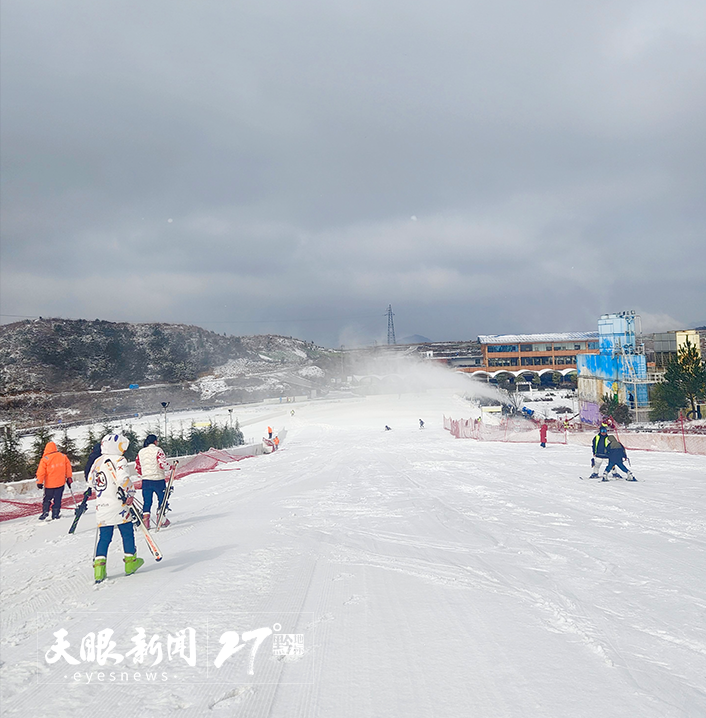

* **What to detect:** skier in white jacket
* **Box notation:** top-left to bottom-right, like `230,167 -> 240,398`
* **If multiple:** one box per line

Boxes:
89,434 -> 144,583
136,434 -> 173,529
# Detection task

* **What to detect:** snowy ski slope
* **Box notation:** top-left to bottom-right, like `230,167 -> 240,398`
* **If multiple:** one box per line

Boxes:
1,392 -> 705,717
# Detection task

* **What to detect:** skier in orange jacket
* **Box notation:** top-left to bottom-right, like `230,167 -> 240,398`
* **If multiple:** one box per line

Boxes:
35,441 -> 74,520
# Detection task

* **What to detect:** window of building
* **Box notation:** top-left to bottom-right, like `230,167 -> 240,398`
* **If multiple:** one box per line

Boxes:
587,341 -> 598,350
574,343 -> 583,350
541,356 -> 553,365
521,357 -> 543,366
487,344 -> 518,353
488,357 -> 519,366
520,344 -> 533,352
555,356 -> 576,365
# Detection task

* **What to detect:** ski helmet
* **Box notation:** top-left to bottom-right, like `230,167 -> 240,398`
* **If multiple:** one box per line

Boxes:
101,433 -> 129,455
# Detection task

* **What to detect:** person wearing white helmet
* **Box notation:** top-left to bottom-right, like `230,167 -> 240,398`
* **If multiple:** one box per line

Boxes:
88,433 -> 144,583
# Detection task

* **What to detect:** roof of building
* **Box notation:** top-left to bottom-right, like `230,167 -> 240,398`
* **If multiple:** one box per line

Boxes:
478,332 -> 599,345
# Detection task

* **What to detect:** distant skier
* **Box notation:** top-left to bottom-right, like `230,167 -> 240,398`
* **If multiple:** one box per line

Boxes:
539,422 -> 548,448
35,441 -> 74,520
419,419 -> 425,429
136,434 -> 173,529
385,425 -> 392,431
589,424 -> 611,477
89,434 -> 144,583
602,434 -> 636,481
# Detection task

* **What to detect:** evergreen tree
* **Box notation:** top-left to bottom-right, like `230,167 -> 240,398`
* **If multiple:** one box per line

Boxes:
649,381 -> 684,421
600,393 -> 632,425
122,425 -> 140,462
57,428 -> 80,466
29,426 -> 55,475
80,425 -> 99,465
0,426 -> 29,482
661,339 -> 706,419
232,419 -> 245,447
98,423 -> 116,440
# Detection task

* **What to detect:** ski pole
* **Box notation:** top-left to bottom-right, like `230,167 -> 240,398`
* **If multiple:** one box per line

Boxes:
67,481 -> 78,509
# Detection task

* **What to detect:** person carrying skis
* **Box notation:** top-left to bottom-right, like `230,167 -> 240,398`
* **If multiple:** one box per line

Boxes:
589,424 -> 612,477
539,422 -> 548,448
36,441 -> 74,520
89,433 -> 144,583
136,434 -> 173,529
602,434 -> 636,481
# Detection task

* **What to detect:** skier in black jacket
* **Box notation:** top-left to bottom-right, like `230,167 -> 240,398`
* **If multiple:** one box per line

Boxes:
589,424 -> 611,477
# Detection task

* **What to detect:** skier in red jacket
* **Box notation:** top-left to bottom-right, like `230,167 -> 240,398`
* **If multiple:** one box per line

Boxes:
539,422 -> 548,448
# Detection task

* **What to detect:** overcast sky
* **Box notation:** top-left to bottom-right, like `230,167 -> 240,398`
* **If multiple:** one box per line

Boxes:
1,0 -> 704,347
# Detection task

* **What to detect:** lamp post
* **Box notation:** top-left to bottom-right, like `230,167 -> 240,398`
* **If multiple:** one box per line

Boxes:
161,402 -> 170,440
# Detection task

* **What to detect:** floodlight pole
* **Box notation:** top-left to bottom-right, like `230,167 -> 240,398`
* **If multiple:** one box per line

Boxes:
161,401 -> 170,439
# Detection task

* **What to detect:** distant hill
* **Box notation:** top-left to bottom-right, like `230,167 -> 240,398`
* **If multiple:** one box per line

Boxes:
0,318 -> 337,424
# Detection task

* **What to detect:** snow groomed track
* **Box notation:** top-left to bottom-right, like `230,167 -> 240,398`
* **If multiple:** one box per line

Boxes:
1,393 -> 705,717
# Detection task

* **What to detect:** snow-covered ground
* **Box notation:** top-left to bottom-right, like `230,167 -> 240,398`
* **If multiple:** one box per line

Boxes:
2,391 -> 705,717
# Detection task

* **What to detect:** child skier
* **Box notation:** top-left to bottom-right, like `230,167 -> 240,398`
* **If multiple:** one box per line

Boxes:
602,434 -> 636,481
539,422 -> 548,448
89,433 -> 144,583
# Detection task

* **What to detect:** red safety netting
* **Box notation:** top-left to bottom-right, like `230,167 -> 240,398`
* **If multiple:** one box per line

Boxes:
443,416 -> 706,455
0,448 -> 255,522
173,448 -> 254,480
0,492 -> 94,522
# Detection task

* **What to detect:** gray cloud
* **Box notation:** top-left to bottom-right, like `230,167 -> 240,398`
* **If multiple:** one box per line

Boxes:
2,0 -> 704,346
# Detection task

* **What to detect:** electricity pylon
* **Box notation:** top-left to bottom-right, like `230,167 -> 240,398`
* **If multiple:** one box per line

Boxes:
386,305 -> 396,345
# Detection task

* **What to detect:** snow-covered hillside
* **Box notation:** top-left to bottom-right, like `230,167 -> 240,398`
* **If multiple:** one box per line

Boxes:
1,392 -> 705,717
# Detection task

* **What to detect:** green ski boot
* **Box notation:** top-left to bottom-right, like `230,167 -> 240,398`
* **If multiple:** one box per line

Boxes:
124,554 -> 145,576
94,557 -> 107,583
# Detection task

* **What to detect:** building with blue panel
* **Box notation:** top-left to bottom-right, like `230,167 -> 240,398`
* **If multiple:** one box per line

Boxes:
577,311 -> 651,424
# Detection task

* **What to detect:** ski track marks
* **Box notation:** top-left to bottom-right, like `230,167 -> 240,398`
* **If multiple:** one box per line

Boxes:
2,394 -> 706,717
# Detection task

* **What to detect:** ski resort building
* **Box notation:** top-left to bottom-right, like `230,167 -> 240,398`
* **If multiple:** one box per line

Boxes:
650,329 -> 704,369
458,332 -> 599,379
576,311 -> 652,424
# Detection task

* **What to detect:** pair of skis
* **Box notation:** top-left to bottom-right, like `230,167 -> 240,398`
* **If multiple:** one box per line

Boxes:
117,486 -> 163,561
154,461 -> 178,531
68,488 -> 92,534
579,475 -> 638,481
117,461 -> 177,560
